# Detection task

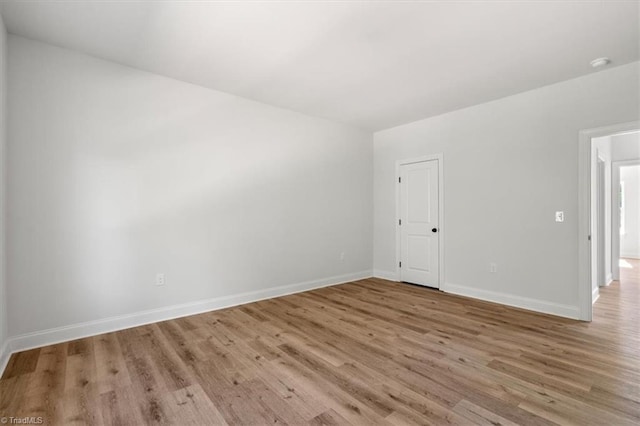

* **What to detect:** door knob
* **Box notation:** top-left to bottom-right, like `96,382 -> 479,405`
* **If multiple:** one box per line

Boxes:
432,228 -> 438,233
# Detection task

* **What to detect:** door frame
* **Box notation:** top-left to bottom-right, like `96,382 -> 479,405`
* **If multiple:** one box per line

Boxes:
612,159 -> 640,281
395,154 -> 444,287
578,121 -> 639,321
596,154 -> 605,290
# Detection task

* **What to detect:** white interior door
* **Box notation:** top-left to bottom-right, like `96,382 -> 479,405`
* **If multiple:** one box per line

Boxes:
399,160 -> 439,288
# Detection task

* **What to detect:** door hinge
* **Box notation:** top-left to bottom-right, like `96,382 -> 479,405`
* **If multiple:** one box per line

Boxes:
399,261 -> 402,268
398,177 -> 401,183
399,219 -> 402,226
588,235 -> 591,241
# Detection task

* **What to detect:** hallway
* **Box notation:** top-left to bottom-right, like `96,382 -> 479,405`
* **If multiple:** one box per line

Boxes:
590,257 -> 639,358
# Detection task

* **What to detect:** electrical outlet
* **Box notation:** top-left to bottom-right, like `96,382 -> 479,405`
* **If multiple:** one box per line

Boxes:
555,211 -> 564,222
156,273 -> 165,286
489,263 -> 497,273
340,252 -> 345,261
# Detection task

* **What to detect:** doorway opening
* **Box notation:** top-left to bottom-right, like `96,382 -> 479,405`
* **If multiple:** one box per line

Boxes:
613,162 -> 640,280
579,123 -> 640,321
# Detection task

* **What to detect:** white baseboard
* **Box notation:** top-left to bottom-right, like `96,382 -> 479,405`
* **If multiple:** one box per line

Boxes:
442,282 -> 580,319
592,286 -> 600,304
0,339 -> 10,377
621,253 -> 640,260
599,273 -> 613,287
373,269 -> 398,281
1,270 -> 372,376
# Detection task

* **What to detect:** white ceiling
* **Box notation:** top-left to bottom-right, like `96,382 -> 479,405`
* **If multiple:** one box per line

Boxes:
1,1 -> 638,131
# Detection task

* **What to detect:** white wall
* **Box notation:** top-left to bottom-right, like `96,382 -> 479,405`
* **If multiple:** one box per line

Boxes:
374,62 -> 640,318
7,36 -> 373,338
0,13 -> 7,360
620,165 -> 640,259
591,136 -> 612,291
612,132 -> 640,161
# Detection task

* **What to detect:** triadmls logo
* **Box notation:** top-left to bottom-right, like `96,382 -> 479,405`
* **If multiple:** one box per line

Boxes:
0,417 -> 44,425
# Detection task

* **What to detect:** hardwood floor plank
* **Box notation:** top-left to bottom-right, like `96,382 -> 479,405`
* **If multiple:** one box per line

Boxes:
162,384 -> 228,426
308,409 -> 351,426
100,386 -> 146,426
94,333 -> 132,395
453,399 -> 519,426
137,325 -> 193,392
0,374 -> 31,419
2,348 -> 41,379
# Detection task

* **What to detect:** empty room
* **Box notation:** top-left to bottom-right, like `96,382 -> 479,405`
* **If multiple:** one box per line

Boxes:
0,1 -> 639,425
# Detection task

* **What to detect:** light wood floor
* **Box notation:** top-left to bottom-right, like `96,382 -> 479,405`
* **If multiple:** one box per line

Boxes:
1,260 -> 639,425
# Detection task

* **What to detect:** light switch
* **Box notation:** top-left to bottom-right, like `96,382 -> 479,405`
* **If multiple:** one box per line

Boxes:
555,211 -> 564,222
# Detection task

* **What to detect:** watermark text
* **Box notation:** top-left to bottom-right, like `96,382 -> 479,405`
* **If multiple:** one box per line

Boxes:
0,417 -> 44,425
